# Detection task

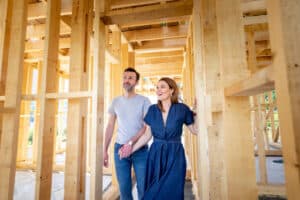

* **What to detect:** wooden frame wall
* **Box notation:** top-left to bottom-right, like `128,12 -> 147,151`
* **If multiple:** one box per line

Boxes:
1,0 -> 300,199
267,0 -> 300,199
0,0 -> 28,199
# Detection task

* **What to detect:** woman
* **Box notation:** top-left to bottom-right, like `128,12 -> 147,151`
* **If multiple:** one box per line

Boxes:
120,77 -> 197,200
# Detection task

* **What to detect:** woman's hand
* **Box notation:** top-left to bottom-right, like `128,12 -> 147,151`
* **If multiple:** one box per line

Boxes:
118,144 -> 132,159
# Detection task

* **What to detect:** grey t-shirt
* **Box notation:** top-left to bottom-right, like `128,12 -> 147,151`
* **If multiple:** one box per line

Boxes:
108,94 -> 151,144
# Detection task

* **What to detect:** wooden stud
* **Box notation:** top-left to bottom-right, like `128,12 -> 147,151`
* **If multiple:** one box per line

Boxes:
192,0 -> 210,199
200,0 -> 225,198
89,0 -> 106,199
64,0 -> 92,198
268,91 -> 278,143
255,95 -> 268,184
0,0 -> 11,84
0,0 -> 28,199
0,0 -> 12,148
33,62 -> 43,166
215,0 -> 258,199
121,43 -> 129,70
35,0 -> 61,199
246,30 -> 259,73
128,52 -> 135,67
267,0 -> 300,198
16,63 -> 32,163
112,29 -> 121,59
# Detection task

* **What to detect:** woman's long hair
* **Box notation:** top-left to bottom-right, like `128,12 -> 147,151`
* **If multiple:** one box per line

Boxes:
157,77 -> 179,112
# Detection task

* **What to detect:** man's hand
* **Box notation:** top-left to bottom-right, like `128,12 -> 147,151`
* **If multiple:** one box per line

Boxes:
118,144 -> 132,159
103,151 -> 109,167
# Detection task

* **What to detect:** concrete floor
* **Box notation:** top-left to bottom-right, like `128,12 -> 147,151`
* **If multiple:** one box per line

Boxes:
13,155 -> 284,199
14,171 -> 111,200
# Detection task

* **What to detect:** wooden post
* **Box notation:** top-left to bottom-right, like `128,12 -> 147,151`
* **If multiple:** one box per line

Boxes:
200,0 -> 226,199
267,0 -> 300,198
216,0 -> 257,199
35,0 -> 60,199
269,91 -> 277,144
89,0 -> 106,198
255,95 -> 267,184
112,29 -> 121,59
192,0 -> 210,199
121,43 -> 129,69
17,63 -> 32,163
33,61 -> 43,165
108,25 -> 123,191
246,30 -> 258,73
0,0 -> 11,82
128,51 -> 135,67
0,0 -> 28,199
0,0 -> 12,148
64,0 -> 92,199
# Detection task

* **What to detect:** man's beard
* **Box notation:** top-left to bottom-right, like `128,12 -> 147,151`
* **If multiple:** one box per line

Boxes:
123,83 -> 135,92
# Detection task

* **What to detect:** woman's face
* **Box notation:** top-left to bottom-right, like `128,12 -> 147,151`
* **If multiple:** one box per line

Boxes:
156,80 -> 174,101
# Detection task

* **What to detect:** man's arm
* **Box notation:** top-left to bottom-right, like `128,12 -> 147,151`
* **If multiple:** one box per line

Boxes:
103,114 -> 116,167
128,124 -> 146,144
132,125 -> 152,153
118,124 -> 147,158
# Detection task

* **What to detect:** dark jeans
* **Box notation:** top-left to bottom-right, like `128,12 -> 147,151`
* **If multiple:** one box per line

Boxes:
114,143 -> 148,200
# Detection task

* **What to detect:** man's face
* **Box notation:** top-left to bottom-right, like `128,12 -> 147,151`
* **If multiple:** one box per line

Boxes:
123,71 -> 138,92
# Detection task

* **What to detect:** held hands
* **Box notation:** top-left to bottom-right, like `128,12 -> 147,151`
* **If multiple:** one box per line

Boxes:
118,143 -> 133,159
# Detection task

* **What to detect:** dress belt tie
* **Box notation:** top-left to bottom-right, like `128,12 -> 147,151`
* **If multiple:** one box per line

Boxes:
154,137 -> 181,143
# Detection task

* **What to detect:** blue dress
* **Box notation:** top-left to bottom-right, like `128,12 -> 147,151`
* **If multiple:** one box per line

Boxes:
142,103 -> 194,200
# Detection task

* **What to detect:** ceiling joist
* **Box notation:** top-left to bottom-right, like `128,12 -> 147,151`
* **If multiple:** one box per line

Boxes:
134,38 -> 186,52
123,24 -> 188,42
101,1 -> 193,27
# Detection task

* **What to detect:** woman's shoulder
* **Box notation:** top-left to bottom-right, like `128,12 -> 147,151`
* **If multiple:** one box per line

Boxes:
175,102 -> 190,110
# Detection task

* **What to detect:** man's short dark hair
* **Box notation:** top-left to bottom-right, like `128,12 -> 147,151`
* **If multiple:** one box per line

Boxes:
124,67 -> 140,81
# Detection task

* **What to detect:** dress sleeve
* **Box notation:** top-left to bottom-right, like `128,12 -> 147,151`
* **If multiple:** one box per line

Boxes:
144,105 -> 153,126
184,104 -> 194,125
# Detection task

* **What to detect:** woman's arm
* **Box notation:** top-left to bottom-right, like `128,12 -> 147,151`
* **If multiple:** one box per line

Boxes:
187,123 -> 198,135
118,125 -> 147,157
119,125 -> 152,159
132,125 -> 152,152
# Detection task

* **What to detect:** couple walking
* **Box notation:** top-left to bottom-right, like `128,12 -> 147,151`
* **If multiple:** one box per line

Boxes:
103,67 -> 197,200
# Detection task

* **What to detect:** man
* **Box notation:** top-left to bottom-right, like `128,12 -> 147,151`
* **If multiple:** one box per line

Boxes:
103,67 -> 151,200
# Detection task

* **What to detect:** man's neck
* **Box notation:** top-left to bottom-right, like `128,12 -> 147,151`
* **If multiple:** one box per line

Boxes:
124,90 -> 136,98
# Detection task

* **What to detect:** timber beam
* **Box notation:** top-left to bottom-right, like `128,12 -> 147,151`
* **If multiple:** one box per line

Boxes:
123,24 -> 188,42
134,38 -> 186,52
225,65 -> 274,96
101,1 -> 193,26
